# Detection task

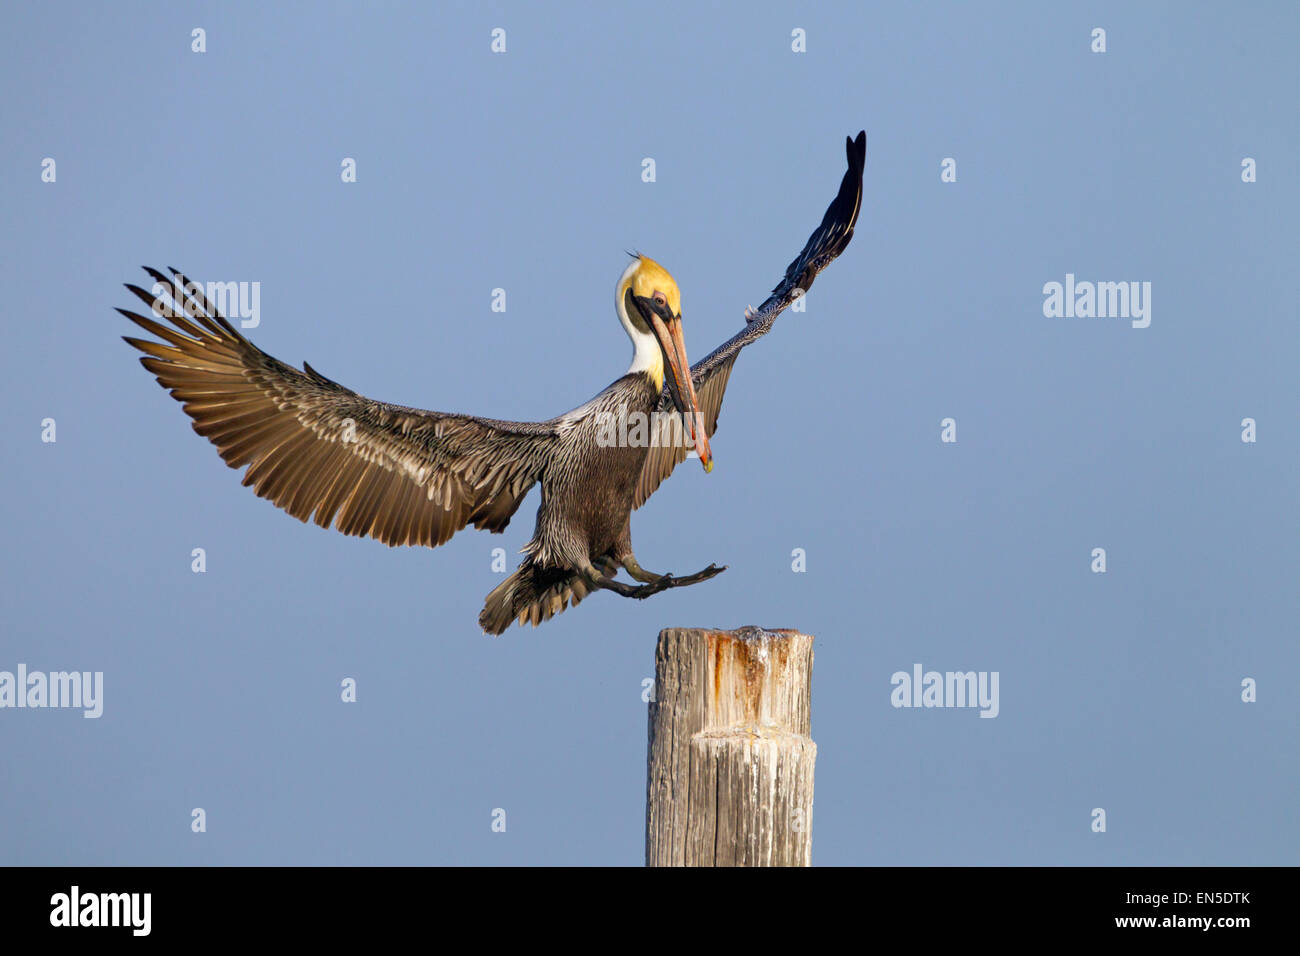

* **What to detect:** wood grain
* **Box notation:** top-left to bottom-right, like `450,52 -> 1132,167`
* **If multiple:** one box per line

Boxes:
646,627 -> 816,866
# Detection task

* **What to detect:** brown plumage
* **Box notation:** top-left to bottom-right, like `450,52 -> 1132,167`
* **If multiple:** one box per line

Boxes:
116,131 -> 867,634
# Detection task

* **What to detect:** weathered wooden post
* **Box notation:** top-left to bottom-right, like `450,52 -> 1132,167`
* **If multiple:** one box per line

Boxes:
645,626 -> 816,866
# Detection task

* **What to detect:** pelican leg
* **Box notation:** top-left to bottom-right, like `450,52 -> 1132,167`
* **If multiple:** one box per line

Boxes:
588,560 -> 727,600
621,554 -> 664,584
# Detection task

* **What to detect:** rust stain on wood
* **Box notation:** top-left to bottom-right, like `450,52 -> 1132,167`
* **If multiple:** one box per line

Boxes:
713,630 -> 726,703
706,627 -> 795,728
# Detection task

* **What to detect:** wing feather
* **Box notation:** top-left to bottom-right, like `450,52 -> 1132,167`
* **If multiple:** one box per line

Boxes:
119,267 -> 558,547
635,131 -> 867,508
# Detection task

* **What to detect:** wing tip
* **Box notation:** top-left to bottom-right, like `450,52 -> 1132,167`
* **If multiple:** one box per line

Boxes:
846,130 -> 867,170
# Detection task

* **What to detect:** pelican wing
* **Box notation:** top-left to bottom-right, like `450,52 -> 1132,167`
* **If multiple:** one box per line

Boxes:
634,130 -> 867,508
118,268 -> 557,547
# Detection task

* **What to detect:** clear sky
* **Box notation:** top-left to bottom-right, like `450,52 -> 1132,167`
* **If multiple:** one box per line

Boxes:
2,1 -> 1296,865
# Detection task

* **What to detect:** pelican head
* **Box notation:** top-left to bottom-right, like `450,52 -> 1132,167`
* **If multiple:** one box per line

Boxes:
616,255 -> 712,472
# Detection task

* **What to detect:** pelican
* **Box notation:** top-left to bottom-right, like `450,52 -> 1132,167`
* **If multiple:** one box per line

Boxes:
116,131 -> 866,634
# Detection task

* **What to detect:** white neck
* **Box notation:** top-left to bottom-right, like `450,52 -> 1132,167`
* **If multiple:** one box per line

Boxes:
616,259 -> 662,379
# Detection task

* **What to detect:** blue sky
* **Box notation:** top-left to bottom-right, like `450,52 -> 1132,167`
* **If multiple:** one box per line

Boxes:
2,1 -> 1296,865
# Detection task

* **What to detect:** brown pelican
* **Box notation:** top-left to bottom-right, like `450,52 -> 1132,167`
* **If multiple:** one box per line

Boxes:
116,131 -> 866,634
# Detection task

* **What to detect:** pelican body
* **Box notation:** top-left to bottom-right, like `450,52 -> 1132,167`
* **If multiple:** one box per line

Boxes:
116,132 -> 866,633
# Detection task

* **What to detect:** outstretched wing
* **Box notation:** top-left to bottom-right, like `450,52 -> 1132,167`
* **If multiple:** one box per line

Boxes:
634,130 -> 867,508
118,268 -> 558,547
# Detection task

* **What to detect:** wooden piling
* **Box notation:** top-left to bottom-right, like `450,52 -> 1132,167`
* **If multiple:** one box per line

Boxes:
645,626 -> 816,866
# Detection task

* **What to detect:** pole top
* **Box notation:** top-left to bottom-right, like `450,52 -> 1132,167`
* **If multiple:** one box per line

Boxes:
654,627 -> 814,738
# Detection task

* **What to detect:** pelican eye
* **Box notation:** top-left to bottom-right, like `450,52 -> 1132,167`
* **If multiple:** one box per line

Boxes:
653,292 -> 667,309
